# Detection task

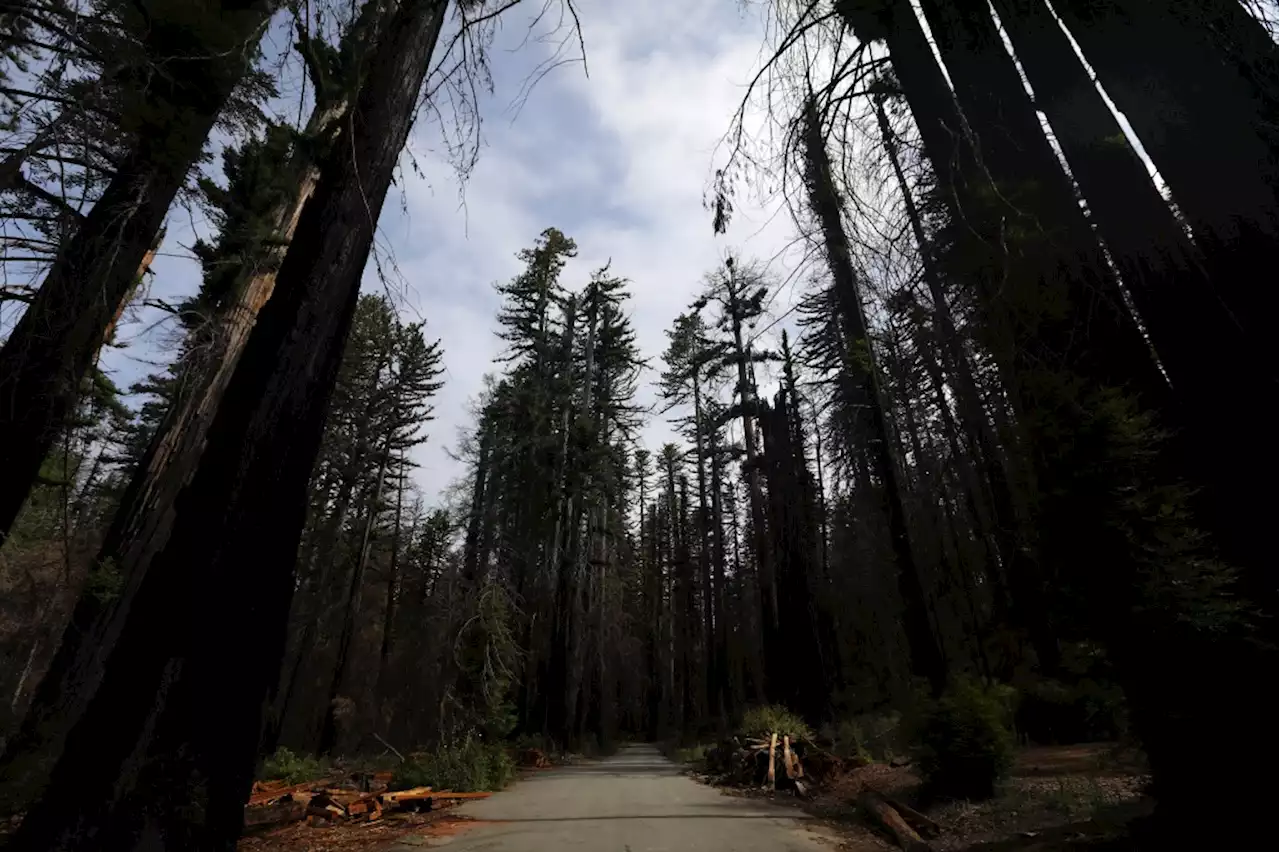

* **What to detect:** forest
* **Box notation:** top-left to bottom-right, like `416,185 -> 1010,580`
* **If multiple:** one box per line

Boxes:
0,1 -> 1275,850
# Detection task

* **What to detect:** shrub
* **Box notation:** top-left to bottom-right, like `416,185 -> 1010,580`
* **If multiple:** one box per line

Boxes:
392,735 -> 515,792
916,679 -> 1015,800
1017,677 -> 1127,744
822,711 -> 904,763
260,747 -> 330,784
670,743 -> 710,766
737,705 -> 814,742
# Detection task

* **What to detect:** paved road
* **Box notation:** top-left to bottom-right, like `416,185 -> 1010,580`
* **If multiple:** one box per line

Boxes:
395,744 -> 835,851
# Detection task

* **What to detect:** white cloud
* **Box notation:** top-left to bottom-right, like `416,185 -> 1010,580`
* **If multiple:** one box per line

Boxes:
386,0 -> 807,502
101,0 -> 810,507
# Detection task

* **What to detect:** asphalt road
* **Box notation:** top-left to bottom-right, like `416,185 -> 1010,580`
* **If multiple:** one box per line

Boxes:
395,744 -> 836,851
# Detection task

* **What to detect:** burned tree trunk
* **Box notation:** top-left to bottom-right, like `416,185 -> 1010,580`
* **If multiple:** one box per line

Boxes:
0,0 -> 274,543
10,2 -> 450,847
0,91 -> 349,809
801,95 -> 946,693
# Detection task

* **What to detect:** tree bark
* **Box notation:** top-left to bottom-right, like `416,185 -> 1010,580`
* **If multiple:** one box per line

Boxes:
10,2 -> 449,847
724,263 -> 777,695
802,96 -> 946,693
319,434 -> 392,756
1043,0 -> 1278,596
0,94 -> 343,806
916,0 -> 1168,407
0,0 -> 274,544
1054,0 -> 1277,354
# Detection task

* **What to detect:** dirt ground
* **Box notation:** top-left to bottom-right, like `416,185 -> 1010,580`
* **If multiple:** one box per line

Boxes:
237,807 -> 479,852
711,743 -> 1152,852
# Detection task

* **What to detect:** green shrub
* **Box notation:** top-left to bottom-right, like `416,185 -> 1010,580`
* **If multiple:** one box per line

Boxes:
822,711 -> 904,763
671,743 -> 710,766
1017,676 -> 1127,744
259,747 -> 330,784
737,705 -> 814,742
916,679 -> 1015,800
392,735 -> 515,792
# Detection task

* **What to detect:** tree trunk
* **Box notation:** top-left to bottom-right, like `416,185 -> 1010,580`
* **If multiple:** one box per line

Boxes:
10,2 -> 449,847
375,453 -> 406,720
0,93 -> 345,806
708,441 -> 730,730
725,266 -> 777,695
875,96 -> 1032,649
690,374 -> 716,718
1039,0 -> 1278,599
0,0 -> 274,544
1054,0 -> 1277,354
916,0 -> 1168,406
802,95 -> 946,693
319,435 -> 392,756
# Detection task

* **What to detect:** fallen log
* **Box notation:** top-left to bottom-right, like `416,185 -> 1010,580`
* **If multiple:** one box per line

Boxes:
244,800 -> 307,829
382,786 -> 434,804
858,790 -> 932,852
306,803 -> 347,821
247,778 -> 331,806
251,779 -> 289,794
885,795 -> 941,838
345,792 -> 381,816
429,791 -> 493,800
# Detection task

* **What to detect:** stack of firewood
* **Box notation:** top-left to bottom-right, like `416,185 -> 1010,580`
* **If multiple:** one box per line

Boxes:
244,774 -> 491,831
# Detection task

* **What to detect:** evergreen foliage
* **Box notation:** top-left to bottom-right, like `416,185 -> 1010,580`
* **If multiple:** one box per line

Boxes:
916,679 -> 1016,800
0,0 -> 1272,844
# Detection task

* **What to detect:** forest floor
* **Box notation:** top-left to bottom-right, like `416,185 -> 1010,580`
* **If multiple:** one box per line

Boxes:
695,743 -> 1152,851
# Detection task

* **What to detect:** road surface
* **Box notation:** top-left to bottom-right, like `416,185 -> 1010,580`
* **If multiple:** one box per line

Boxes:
394,744 -> 837,851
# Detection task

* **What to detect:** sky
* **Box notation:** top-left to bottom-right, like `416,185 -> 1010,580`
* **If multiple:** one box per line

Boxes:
105,0 -> 809,506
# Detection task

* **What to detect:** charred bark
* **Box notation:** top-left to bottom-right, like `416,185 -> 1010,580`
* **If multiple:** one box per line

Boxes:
0,0 -> 274,543
0,92 -> 345,807
10,2 -> 449,847
802,95 -> 946,693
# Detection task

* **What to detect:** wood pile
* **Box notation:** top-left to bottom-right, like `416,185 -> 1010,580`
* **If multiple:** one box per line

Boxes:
243,774 -> 492,832
704,732 -> 812,795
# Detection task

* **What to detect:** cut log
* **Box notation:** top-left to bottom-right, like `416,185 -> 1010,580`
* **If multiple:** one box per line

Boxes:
306,803 -> 346,821
766,732 -> 778,790
886,795 -> 941,838
247,778 -> 331,806
428,791 -> 493,800
859,791 -> 933,852
382,786 -> 433,804
251,779 -> 288,795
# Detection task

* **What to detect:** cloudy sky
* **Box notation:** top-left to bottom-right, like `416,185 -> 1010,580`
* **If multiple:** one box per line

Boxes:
108,0 -> 809,505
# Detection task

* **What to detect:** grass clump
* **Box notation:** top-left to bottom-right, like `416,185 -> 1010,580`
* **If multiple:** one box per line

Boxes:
737,705 -> 814,742
259,747 -> 330,784
917,679 -> 1015,800
822,712 -> 905,763
671,743 -> 710,765
392,735 -> 515,792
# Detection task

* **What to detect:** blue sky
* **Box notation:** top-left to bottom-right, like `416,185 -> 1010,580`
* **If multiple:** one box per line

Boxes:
105,0 -> 805,504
